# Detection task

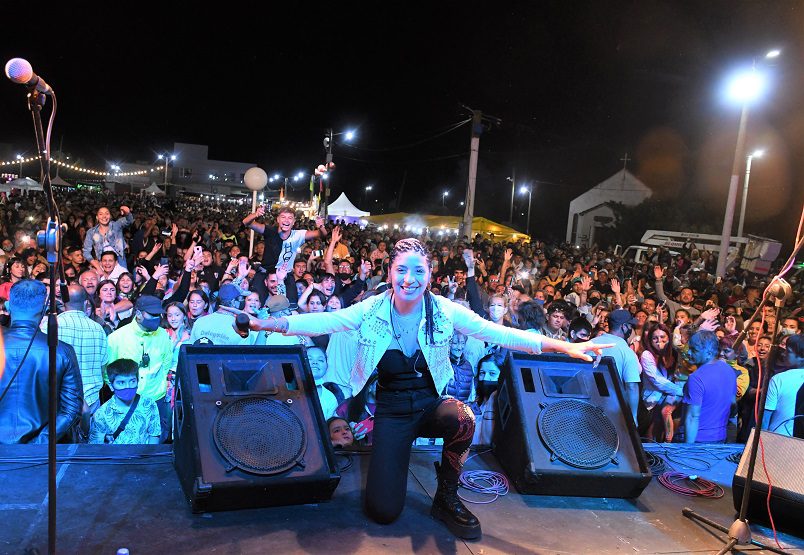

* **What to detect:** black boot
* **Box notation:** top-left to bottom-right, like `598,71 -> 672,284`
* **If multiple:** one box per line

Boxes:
430,461 -> 482,540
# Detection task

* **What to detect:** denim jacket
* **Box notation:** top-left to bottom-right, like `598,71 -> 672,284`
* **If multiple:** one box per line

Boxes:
83,212 -> 134,262
285,291 -> 543,395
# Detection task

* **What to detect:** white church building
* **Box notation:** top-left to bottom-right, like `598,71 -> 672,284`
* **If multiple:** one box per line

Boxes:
565,169 -> 652,247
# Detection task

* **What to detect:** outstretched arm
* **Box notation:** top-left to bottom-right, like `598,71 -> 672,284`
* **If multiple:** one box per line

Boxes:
242,205 -> 266,235
304,216 -> 329,241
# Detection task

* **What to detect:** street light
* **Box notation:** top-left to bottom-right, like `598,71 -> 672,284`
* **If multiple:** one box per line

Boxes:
520,185 -> 533,236
737,149 -> 764,237
442,190 -> 449,208
715,51 -> 776,278
157,153 -> 178,187
363,185 -> 373,207
15,154 -> 23,178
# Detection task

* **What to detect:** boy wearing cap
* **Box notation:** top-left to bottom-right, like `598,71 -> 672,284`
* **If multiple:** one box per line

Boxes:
590,308 -> 642,422
107,295 -> 174,442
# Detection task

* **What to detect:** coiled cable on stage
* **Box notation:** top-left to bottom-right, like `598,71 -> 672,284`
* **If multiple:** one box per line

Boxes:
458,449 -> 509,504
458,470 -> 509,504
645,451 -> 667,475
657,471 -> 725,499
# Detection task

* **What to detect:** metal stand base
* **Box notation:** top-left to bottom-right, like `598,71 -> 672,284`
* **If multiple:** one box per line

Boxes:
682,508 -> 787,555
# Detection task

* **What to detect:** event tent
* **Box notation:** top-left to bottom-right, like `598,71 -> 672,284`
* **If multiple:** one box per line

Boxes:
144,183 -> 166,195
0,177 -> 43,192
327,192 -> 369,223
365,212 -> 530,242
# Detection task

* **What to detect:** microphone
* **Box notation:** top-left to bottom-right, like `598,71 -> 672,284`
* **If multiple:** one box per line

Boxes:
235,313 -> 251,338
5,58 -> 53,95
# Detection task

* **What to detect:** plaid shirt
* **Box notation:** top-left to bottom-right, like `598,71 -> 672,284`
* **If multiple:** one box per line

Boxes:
41,310 -> 108,407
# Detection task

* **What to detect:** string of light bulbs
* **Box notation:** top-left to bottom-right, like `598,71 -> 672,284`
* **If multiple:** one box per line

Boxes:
0,155 -> 162,177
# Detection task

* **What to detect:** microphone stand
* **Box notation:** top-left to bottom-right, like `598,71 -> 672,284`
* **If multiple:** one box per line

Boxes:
682,272 -> 796,554
26,88 -> 61,555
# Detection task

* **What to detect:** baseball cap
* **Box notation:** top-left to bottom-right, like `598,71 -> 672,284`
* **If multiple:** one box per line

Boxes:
266,294 -> 290,314
217,284 -> 241,304
135,295 -> 164,315
608,309 -> 638,327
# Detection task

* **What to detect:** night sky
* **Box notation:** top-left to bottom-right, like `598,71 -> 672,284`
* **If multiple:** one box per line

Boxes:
2,3 -> 803,245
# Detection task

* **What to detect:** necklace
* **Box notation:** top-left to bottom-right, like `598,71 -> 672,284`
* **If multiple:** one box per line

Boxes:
389,299 -> 423,377
390,304 -> 420,340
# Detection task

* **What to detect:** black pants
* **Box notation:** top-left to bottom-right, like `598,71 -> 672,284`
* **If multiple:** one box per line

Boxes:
365,387 -> 475,524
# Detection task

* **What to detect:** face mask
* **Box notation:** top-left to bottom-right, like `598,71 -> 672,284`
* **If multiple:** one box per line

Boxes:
534,298 -> 545,306
780,327 -> 797,336
477,381 -> 498,400
139,315 -> 161,332
0,314 -> 9,327
441,251 -> 449,257
337,272 -> 352,281
114,386 -> 138,403
489,306 -> 506,321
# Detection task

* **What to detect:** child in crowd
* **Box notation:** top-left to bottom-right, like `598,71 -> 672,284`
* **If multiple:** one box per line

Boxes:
89,358 -> 161,444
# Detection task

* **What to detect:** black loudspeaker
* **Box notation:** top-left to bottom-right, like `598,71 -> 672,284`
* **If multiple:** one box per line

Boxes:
732,429 -> 804,533
493,353 -> 651,498
173,345 -> 340,513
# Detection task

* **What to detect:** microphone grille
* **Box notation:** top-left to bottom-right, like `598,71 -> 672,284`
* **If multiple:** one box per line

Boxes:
5,58 -> 33,84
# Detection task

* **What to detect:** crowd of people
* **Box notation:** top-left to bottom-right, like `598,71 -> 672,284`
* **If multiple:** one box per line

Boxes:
1,187 -> 802,449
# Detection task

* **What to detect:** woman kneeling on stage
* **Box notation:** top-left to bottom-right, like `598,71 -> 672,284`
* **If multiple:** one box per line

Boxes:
228,238 -> 611,540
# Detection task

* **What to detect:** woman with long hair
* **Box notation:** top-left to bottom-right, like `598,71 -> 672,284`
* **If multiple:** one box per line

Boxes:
226,238 -> 610,540
186,289 -> 209,328
640,322 -> 683,441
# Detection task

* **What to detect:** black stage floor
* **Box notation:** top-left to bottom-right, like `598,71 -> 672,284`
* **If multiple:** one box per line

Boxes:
1,443 -> 802,555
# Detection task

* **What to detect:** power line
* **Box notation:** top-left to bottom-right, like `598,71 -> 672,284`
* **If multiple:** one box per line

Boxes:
337,119 -> 471,152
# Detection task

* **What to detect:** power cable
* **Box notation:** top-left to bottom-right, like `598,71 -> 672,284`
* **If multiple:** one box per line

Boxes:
338,119 -> 471,152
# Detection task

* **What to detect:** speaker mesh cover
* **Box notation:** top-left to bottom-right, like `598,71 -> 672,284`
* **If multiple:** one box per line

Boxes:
213,397 -> 306,475
537,399 -> 619,469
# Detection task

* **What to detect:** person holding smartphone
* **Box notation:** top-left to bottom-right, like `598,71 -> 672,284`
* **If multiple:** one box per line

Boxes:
242,206 -> 328,303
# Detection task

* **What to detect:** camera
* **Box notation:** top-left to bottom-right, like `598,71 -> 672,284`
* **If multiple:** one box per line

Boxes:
160,228 -> 172,237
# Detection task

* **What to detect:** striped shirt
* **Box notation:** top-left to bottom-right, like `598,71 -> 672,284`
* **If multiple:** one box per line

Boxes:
41,310 -> 108,407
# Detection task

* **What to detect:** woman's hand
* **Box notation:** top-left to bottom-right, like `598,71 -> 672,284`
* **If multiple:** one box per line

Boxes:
330,226 -> 342,245
556,340 -> 614,362
350,421 -> 369,441
152,263 -> 169,281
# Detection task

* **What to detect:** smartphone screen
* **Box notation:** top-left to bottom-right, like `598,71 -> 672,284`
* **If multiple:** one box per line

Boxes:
160,257 -> 169,267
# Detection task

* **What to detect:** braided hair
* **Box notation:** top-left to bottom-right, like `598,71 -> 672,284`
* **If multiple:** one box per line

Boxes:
389,238 -> 436,346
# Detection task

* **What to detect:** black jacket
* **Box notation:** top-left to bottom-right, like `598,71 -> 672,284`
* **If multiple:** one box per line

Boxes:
0,320 -> 82,444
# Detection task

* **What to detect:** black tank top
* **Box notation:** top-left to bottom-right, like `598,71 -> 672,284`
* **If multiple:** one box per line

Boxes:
377,349 -> 433,390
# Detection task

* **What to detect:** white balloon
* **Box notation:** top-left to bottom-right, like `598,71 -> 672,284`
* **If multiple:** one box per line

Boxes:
244,167 -> 268,191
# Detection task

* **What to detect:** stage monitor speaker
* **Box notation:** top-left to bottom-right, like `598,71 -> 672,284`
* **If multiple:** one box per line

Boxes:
732,429 -> 804,534
173,345 -> 340,513
493,353 -> 651,498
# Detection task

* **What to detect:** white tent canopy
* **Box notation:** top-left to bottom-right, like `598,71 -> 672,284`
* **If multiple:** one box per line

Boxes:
0,177 -> 43,192
327,192 -> 369,218
144,183 -> 166,195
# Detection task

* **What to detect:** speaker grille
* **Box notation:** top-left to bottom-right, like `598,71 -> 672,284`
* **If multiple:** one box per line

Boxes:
537,399 -> 619,469
213,397 -> 306,475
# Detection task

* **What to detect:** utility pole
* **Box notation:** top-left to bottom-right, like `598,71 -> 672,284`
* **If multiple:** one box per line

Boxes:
460,106 -> 501,240
507,169 -> 516,225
